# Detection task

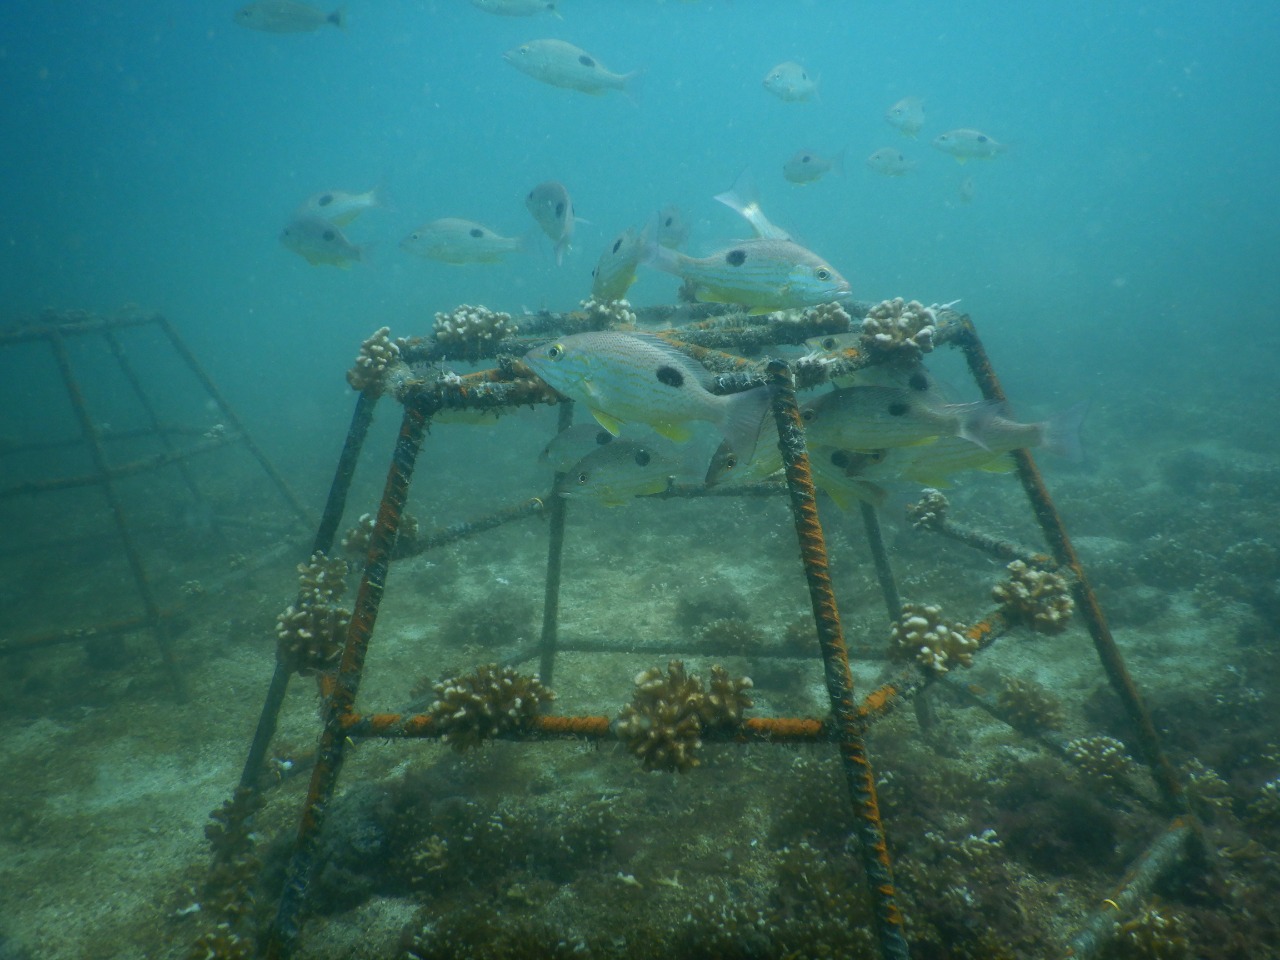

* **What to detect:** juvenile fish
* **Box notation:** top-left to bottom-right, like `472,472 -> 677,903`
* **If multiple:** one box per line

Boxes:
296,187 -> 381,227
644,238 -> 849,314
885,96 -> 925,137
763,61 -> 817,102
932,129 -> 1007,163
591,226 -> 645,301
555,439 -> 682,506
866,147 -> 917,177
525,180 -> 575,265
400,218 -> 523,264
504,39 -> 639,98
470,0 -> 560,16
279,215 -> 362,267
784,148 -> 845,185
234,1 -> 342,32
523,331 -> 769,458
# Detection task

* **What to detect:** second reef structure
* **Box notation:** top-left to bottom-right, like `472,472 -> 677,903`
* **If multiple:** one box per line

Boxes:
194,294 -> 1202,960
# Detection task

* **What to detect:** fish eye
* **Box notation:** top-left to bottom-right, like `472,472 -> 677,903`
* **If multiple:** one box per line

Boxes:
577,472 -> 589,485
821,337 -> 836,349
816,268 -> 831,281
723,453 -> 738,469
547,344 -> 563,359
801,408 -> 815,422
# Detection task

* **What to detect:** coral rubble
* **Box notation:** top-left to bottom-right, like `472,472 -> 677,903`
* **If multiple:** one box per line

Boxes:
888,602 -> 976,673
427,664 -> 554,751
614,660 -> 753,772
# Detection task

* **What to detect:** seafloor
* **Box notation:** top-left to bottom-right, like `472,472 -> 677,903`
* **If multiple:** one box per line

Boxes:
1,310 -> 1278,960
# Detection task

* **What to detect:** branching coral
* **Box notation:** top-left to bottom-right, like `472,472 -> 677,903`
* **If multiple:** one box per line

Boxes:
1247,777 -> 1280,825
345,326 -> 401,392
579,296 -> 637,327
614,660 -> 753,772
1063,735 -> 1134,786
888,602 -> 976,673
860,297 -> 937,360
275,552 -> 350,675
997,676 -> 1064,733
906,488 -> 949,530
1105,903 -> 1192,960
339,511 -> 419,562
433,304 -> 517,357
992,559 -> 1075,633
427,664 -> 554,751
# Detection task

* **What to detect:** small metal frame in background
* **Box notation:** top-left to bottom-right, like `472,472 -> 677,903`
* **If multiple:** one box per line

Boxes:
209,301 -> 1202,959
0,311 -> 314,699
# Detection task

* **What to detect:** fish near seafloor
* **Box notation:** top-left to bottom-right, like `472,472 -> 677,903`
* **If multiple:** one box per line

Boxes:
643,237 -> 850,315
866,147 -> 917,177
234,1 -> 342,32
784,148 -> 845,185
504,40 -> 639,98
762,61 -> 817,102
932,129 -> 1008,163
591,226 -> 645,301
279,215 -> 362,268
885,96 -> 925,137
522,331 -> 770,460
799,385 -> 1000,452
470,0 -> 561,17
525,180 -> 575,266
399,218 -> 523,265
296,187 -> 381,228
554,438 -> 684,506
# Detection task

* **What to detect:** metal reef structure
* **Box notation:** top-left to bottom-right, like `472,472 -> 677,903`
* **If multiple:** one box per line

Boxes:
202,298 -> 1207,959
0,309 -> 314,700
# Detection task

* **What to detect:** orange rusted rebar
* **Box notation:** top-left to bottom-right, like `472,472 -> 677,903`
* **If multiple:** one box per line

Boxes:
267,394 -> 429,960
953,317 -> 1190,822
766,359 -> 909,960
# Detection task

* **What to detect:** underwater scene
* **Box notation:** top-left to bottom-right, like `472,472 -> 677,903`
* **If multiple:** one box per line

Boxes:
2,1 -> 1279,958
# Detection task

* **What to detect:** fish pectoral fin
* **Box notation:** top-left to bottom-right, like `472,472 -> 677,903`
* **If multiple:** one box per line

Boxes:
590,409 -> 625,436
651,421 -> 693,443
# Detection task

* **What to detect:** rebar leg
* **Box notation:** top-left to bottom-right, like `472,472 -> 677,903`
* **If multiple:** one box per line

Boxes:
538,403 -> 574,687
767,361 -> 910,960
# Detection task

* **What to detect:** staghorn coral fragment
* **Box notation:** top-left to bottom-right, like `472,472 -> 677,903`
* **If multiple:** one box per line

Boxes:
888,602 -> 976,673
992,559 -> 1074,634
346,326 -> 401,392
427,664 -> 554,751
275,552 -> 350,675
860,297 -> 938,361
614,660 -> 752,772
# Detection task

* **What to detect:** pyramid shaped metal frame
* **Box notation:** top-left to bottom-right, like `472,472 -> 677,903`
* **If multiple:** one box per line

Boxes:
0,310 -> 314,699
208,302 -> 1205,959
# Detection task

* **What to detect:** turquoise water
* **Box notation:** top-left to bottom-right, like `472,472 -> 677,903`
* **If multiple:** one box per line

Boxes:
3,3 -> 1280,958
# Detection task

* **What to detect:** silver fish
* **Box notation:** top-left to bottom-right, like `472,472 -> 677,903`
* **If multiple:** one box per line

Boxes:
234,1 -> 342,32
296,187 -> 380,227
885,96 -> 925,137
591,226 -> 645,301
400,218 -> 522,265
799,385 -> 999,451
525,180 -> 575,265
784,148 -> 845,185
657,203 -> 690,249
644,238 -> 849,314
539,422 -> 617,472
279,215 -> 362,268
762,61 -> 817,102
523,331 -> 769,458
504,39 -> 639,98
470,0 -> 560,17
932,129 -> 1008,163
866,148 -> 917,177
554,438 -> 681,506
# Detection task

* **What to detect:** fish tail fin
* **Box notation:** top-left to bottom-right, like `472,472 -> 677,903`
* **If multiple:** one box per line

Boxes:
713,167 -> 759,222
622,68 -> 646,108
1039,400 -> 1089,462
639,213 -> 682,277
955,399 -> 1004,451
719,385 -> 771,465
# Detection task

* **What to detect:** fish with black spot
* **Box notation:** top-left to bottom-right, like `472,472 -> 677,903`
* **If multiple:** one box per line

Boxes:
554,438 -> 685,506
526,180 -> 576,265
399,218 -> 523,264
279,215 -> 362,268
523,331 -> 769,459
504,39 -> 640,99
799,385 -> 1000,451
591,226 -> 645,300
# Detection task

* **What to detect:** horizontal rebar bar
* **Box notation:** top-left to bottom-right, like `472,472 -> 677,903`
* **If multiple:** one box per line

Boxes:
0,310 -> 157,345
0,423 -> 211,457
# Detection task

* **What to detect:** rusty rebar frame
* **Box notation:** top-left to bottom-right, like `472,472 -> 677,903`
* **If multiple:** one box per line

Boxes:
217,304 -> 1201,960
